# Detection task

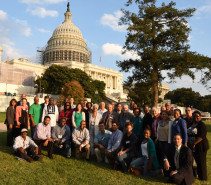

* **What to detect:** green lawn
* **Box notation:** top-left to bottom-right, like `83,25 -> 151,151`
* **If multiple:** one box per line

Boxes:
0,112 -> 6,123
0,121 -> 210,184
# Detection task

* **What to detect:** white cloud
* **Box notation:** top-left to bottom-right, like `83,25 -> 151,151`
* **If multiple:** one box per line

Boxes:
20,0 -> 65,4
102,43 -> 139,60
0,11 -> 31,59
0,10 -> 7,21
29,7 -> 58,18
14,19 -> 32,37
0,37 -> 23,59
37,28 -> 50,33
100,10 -> 127,32
195,3 -> 211,19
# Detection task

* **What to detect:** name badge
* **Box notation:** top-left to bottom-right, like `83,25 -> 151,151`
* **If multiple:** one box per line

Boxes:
126,141 -> 130,144
58,134 -> 62,139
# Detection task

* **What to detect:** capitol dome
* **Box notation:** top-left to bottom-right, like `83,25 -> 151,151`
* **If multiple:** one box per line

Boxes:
43,3 -> 91,65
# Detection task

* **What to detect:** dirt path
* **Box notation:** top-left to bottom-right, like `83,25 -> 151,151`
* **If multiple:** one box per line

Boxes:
0,123 -> 6,132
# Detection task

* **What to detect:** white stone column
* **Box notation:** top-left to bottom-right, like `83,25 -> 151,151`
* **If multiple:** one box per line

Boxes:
0,47 -> 3,62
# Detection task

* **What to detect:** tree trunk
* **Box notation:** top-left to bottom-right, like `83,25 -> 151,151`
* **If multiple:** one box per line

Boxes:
151,70 -> 159,107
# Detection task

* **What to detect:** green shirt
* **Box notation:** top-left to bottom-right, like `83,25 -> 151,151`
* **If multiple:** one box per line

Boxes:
75,112 -> 83,128
29,103 -> 41,125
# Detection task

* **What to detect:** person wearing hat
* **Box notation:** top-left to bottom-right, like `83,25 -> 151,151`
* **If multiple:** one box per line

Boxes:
13,128 -> 40,162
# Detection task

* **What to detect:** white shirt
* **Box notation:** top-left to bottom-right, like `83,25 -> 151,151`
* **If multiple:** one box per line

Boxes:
13,136 -> 38,151
141,142 -> 148,158
98,109 -> 107,116
174,145 -> 182,170
42,105 -> 59,127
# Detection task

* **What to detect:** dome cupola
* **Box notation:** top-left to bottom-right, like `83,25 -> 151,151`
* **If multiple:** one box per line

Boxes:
43,2 -> 91,65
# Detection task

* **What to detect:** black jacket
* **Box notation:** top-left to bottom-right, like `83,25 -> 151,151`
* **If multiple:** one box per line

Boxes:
165,145 -> 194,185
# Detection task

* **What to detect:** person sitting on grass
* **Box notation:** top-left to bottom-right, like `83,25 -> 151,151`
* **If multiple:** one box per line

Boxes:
33,116 -> 54,159
94,122 -> 111,163
13,128 -> 41,162
129,129 -> 160,176
105,121 -> 123,168
72,120 -> 90,160
116,122 -> 138,172
52,118 -> 71,158
163,134 -> 194,185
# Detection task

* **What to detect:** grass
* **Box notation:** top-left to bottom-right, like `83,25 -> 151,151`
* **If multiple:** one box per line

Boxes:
0,112 -> 6,123
0,120 -> 210,185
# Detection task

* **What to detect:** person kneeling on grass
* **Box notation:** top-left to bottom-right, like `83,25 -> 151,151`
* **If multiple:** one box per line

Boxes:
116,122 -> 138,172
33,116 -> 54,159
72,120 -> 90,160
52,118 -> 71,158
13,128 -> 41,162
163,134 -> 194,185
105,122 -> 123,168
129,129 -> 160,176
94,122 -> 111,163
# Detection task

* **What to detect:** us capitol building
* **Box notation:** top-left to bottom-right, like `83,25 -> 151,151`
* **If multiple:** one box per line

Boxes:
0,3 -> 128,101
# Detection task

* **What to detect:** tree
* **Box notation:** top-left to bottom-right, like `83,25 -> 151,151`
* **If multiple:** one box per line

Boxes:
164,88 -> 201,107
35,65 -> 106,102
59,80 -> 85,104
117,0 -> 211,106
165,88 -> 211,113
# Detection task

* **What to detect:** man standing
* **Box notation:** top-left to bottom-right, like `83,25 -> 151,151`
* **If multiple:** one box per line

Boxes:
42,97 -> 59,129
94,122 -> 111,163
105,122 -> 123,167
33,116 -> 54,159
40,96 -> 49,117
72,120 -> 90,160
29,96 -> 42,138
98,102 -> 107,116
118,104 -> 134,131
142,105 -> 153,130
52,118 -> 71,158
101,104 -> 119,130
163,134 -> 194,185
13,128 -> 40,162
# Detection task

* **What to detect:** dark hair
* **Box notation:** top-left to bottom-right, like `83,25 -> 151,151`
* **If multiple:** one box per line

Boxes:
174,108 -> 181,115
174,133 -> 182,139
76,103 -> 82,112
161,110 -> 169,116
60,117 -> 66,123
125,122 -> 134,128
112,121 -> 120,127
21,98 -> 27,102
193,110 -> 201,117
44,96 -> 49,99
144,128 -> 151,133
9,98 -> 17,106
44,116 -> 51,120
133,107 -> 140,112
64,102 -> 71,112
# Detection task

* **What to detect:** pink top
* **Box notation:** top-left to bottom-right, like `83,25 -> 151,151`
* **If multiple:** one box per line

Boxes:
16,105 -> 28,123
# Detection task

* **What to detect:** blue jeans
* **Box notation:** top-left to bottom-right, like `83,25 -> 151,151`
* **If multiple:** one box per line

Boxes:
130,156 -> 148,175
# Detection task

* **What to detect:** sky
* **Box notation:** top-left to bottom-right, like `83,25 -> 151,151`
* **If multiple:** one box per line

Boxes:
0,0 -> 210,96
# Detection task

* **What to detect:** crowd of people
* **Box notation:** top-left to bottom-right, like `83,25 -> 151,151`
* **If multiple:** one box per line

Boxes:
4,94 -> 209,184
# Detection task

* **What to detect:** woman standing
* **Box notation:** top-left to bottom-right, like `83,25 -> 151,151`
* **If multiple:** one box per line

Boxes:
156,111 -> 172,166
15,98 -> 29,137
89,104 -> 102,154
171,109 -> 187,145
151,107 -> 161,141
72,103 -> 85,129
5,99 -> 17,146
59,102 -> 73,128
188,111 -> 209,181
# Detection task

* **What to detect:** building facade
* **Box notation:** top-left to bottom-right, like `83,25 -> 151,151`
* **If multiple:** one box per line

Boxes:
0,3 -> 127,101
